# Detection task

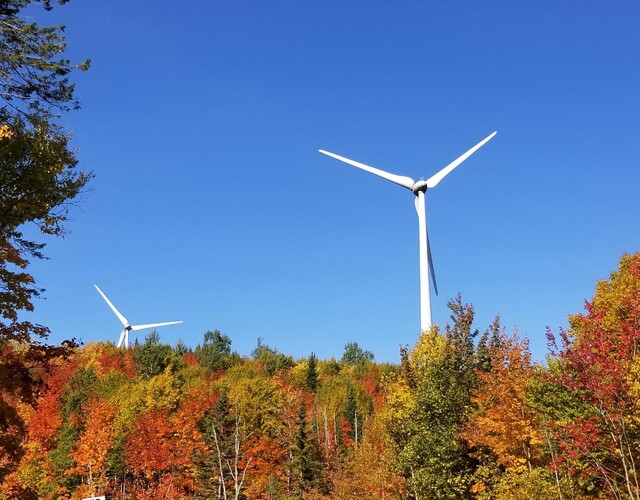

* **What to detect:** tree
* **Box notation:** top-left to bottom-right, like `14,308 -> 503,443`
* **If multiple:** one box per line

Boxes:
133,330 -> 180,379
475,315 -> 505,373
124,407 -> 201,498
240,436 -> 288,499
0,341 -> 75,481
341,342 -> 374,366
0,119 -> 91,344
197,392 -> 253,500
0,0 -> 91,345
69,399 -> 116,497
195,330 -> 232,372
306,352 -> 318,393
385,296 -> 480,499
343,384 -> 361,446
47,366 -> 99,492
332,413 -> 406,499
0,9 -> 89,475
251,338 -> 294,376
462,329 -> 546,495
291,402 -> 324,496
543,252 -> 640,499
0,0 -> 90,122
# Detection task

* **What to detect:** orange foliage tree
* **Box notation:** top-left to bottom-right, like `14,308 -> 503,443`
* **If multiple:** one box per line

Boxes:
68,398 -> 116,497
462,329 -> 543,493
124,405 -> 204,499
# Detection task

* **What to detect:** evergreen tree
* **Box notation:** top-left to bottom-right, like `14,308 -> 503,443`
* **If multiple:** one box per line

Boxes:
132,330 -> 176,379
291,403 -> 324,496
343,384 -> 360,445
196,392 -> 235,499
341,341 -> 374,365
251,338 -> 294,376
174,339 -> 190,356
306,352 -> 318,393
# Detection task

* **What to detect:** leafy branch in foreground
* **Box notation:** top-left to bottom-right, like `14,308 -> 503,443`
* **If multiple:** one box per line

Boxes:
0,0 -> 91,345
0,0 -> 90,122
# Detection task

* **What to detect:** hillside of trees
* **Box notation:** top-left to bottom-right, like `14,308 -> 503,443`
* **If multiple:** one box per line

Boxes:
0,252 -> 639,499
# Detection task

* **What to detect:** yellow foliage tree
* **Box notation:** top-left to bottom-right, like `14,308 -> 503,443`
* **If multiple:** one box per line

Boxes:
332,413 -> 405,499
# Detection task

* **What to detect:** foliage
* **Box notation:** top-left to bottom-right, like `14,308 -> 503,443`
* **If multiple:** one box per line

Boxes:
0,118 -> 91,344
341,341 -> 374,365
133,330 -> 182,379
0,0 -> 90,122
125,405 -> 202,498
306,352 -> 318,393
385,295 -> 480,499
0,6 -> 90,486
332,413 -> 406,499
0,341 -> 76,491
463,327 -> 546,495
543,252 -> 640,498
0,0 -> 91,346
491,468 -> 558,500
195,329 -> 233,372
465,329 -> 541,470
291,402 -> 325,495
251,337 -> 294,376
68,398 -> 115,496
2,252 -> 640,498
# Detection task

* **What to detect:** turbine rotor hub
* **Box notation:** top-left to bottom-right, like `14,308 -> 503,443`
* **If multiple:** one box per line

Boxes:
411,180 -> 428,194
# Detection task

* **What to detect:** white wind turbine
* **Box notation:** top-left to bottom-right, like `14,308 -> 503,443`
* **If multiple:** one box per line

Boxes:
319,131 -> 496,332
94,284 -> 183,348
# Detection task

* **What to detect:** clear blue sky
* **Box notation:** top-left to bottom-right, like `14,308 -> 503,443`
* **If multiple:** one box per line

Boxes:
23,1 -> 640,363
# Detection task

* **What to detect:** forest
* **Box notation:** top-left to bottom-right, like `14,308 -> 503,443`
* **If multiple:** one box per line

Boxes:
0,252 -> 639,499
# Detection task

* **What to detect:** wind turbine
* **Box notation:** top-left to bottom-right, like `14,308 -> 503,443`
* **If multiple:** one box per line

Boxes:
94,284 -> 183,348
319,131 -> 496,332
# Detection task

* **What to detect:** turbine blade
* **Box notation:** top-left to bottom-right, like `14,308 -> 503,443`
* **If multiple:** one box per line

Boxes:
428,238 -> 438,296
416,196 -> 439,296
319,149 -> 415,190
94,285 -> 129,326
426,131 -> 497,189
116,329 -> 126,348
130,320 -> 183,331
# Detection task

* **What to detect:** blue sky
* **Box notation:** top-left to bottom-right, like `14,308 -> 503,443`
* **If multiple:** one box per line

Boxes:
22,1 -> 640,363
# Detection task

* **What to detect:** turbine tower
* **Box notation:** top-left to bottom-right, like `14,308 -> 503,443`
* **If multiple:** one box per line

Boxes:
94,284 -> 183,348
319,131 -> 496,331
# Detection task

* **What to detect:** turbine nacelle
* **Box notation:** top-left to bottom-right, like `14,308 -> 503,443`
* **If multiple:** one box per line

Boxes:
411,180 -> 429,194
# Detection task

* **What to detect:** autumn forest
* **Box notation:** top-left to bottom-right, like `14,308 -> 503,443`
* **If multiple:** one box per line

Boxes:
0,253 -> 638,499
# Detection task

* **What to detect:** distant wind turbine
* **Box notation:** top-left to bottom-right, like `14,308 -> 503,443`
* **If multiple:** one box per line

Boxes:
319,131 -> 496,331
94,284 -> 183,348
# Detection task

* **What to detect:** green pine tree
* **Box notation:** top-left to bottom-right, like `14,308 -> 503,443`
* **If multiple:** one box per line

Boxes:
291,403 -> 325,497
306,352 -> 318,393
